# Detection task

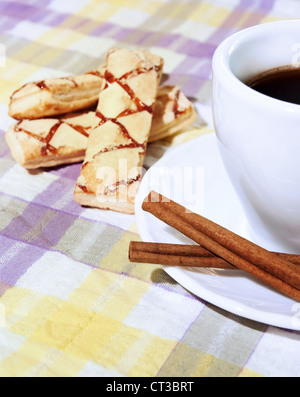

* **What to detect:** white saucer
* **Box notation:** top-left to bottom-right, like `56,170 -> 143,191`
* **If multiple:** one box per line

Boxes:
135,133 -> 300,330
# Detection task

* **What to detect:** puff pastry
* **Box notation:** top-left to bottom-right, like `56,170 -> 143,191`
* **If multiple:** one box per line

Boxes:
74,48 -> 163,214
149,85 -> 197,142
5,111 -> 96,169
8,69 -> 106,120
6,85 -> 195,169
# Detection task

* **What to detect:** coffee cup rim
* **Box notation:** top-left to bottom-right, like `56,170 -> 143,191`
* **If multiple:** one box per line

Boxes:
212,20 -> 300,112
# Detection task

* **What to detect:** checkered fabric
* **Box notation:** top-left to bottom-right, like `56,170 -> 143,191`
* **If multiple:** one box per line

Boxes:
1,0 -> 300,377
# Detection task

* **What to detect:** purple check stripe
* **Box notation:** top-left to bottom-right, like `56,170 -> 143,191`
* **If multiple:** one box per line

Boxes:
208,0 -> 276,44
0,202 -> 79,290
48,162 -> 82,181
0,234 -> 45,287
0,141 -> 10,159
1,173 -> 83,243
0,1 -> 67,27
1,202 -> 66,246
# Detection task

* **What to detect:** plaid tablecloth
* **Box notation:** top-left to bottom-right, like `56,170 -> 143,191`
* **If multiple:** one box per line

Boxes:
1,0 -> 300,378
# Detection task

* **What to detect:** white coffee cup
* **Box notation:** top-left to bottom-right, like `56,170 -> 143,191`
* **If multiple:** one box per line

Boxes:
212,20 -> 300,253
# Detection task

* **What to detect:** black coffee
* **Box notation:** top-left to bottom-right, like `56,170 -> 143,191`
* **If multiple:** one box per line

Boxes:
247,67 -> 300,105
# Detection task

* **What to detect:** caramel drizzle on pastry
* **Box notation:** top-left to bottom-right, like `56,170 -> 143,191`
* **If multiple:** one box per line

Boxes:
14,116 -> 91,156
79,65 -> 160,194
77,177 -> 139,195
104,69 -> 155,114
35,77 -> 79,91
11,71 -> 103,99
36,81 -> 49,90
103,176 -> 140,195
86,70 -> 104,78
173,87 -> 186,118
93,66 -> 160,150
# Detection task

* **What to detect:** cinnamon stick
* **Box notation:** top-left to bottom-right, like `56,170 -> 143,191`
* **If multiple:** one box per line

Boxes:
129,241 -> 300,269
129,241 -> 234,268
141,191 -> 300,301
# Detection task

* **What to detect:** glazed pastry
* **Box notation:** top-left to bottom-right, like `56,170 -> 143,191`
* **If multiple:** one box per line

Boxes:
5,111 -> 95,169
149,85 -> 197,142
6,85 -> 195,169
8,69 -> 106,120
74,48 -> 164,214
